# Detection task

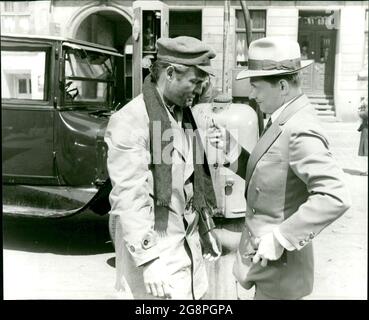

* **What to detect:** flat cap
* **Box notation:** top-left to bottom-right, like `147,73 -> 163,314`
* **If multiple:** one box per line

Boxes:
156,36 -> 216,76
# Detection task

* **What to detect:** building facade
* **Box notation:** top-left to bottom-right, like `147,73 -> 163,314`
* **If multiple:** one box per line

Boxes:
1,0 -> 368,121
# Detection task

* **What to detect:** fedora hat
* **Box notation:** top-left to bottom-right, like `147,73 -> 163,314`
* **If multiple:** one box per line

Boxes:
236,37 -> 313,80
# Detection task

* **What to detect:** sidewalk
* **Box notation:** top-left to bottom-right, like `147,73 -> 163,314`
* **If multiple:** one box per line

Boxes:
305,120 -> 367,299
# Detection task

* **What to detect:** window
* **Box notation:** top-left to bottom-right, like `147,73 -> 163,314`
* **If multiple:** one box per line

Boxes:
2,2 -> 29,13
63,47 -> 114,105
3,2 -> 14,12
18,78 -> 31,94
64,50 -> 113,80
235,10 -> 266,66
1,2 -> 31,33
169,10 -> 202,39
1,50 -> 46,100
18,79 -> 28,94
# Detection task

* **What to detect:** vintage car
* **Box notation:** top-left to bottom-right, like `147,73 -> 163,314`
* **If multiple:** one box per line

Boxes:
1,34 -> 121,218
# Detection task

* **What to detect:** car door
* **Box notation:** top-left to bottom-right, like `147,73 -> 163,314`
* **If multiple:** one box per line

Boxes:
1,39 -> 57,185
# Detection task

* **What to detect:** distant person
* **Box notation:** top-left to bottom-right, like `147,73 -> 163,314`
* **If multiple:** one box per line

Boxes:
208,37 -> 351,300
300,43 -> 309,59
358,97 -> 368,175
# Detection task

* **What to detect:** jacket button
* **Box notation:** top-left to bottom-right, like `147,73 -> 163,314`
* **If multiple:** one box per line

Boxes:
129,245 -> 135,253
299,240 -> 305,247
309,232 -> 315,239
256,187 -> 261,192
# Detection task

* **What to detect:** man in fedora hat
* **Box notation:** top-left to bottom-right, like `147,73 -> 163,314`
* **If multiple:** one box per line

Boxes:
208,37 -> 351,299
105,36 -> 221,299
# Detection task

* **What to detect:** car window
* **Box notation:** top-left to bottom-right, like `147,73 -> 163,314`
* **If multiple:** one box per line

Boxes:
65,49 -> 113,80
1,50 -> 46,100
64,80 -> 109,103
63,48 -> 113,105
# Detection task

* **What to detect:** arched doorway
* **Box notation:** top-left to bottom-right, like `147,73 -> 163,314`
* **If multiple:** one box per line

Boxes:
72,7 -> 133,104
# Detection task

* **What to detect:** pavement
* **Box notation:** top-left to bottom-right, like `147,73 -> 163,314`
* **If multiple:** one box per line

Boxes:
2,119 -> 368,300
304,119 -> 367,300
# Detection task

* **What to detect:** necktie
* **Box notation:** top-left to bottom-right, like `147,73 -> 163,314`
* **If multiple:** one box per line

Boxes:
261,117 -> 272,136
174,106 -> 183,127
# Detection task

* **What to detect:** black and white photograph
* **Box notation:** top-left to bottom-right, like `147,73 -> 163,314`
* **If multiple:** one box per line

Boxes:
1,0 -> 367,302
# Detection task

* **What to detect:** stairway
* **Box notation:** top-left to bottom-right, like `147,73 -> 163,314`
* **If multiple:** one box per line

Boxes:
308,95 -> 336,120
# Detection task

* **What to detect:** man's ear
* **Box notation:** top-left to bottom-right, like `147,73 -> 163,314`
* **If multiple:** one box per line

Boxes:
166,66 -> 175,81
279,79 -> 289,96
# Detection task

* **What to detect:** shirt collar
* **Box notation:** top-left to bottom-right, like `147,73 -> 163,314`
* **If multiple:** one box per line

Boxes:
167,104 -> 176,114
270,96 -> 299,123
155,85 -> 177,114
155,85 -> 183,124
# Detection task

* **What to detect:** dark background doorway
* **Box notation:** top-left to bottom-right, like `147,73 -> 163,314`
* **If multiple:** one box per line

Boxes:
298,10 -> 337,98
169,10 -> 202,39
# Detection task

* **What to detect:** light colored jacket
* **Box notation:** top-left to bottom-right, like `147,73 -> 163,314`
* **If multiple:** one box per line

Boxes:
104,94 -> 207,299
234,94 -> 351,299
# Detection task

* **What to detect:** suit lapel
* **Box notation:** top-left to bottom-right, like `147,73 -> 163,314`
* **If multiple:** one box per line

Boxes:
245,122 -> 282,188
277,94 -> 310,125
245,94 -> 310,190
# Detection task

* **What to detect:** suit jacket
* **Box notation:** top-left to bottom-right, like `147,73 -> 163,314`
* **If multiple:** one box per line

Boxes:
104,94 -> 207,299
233,94 -> 351,299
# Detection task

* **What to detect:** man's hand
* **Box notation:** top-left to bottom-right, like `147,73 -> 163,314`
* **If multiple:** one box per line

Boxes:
201,230 -> 222,262
207,122 -> 227,151
142,258 -> 172,299
252,233 -> 284,267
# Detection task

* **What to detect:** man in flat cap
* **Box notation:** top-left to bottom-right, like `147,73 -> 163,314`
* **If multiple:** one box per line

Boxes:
208,37 -> 351,299
105,36 -> 221,299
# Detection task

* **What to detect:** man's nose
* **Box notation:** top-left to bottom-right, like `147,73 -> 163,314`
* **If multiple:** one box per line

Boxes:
249,88 -> 256,100
194,83 -> 203,95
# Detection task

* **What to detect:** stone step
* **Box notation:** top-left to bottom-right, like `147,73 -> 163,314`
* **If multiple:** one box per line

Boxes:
312,104 -> 335,111
309,98 -> 334,105
308,94 -> 333,99
316,109 -> 336,116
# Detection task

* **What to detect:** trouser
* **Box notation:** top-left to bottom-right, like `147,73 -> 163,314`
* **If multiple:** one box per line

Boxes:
115,218 -> 200,299
254,286 -> 304,300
